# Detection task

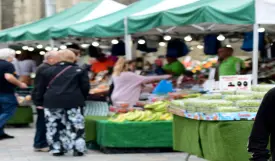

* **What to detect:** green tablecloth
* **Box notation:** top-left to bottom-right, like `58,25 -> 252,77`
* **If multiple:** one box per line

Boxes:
85,116 -> 108,142
173,115 -> 203,157
96,120 -> 173,148
173,115 -> 253,161
7,107 -> 33,125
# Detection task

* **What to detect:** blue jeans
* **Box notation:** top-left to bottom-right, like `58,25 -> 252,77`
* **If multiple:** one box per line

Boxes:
33,109 -> 48,148
0,93 -> 18,135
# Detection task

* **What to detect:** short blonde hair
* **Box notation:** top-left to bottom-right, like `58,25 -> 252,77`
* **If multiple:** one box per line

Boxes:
58,49 -> 76,63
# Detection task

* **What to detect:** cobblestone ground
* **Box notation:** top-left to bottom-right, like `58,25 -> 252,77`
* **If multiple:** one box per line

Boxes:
0,128 -> 207,161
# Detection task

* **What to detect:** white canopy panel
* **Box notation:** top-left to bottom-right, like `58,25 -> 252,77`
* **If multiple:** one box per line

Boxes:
256,0 -> 275,24
133,0 -> 199,16
78,0 -> 126,23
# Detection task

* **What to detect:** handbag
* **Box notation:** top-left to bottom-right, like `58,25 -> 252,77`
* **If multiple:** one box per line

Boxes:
47,65 -> 72,89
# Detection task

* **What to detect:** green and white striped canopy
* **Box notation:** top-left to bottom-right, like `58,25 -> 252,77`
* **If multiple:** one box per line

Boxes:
1,0 -> 275,41
0,0 -> 126,42
56,0 -> 255,38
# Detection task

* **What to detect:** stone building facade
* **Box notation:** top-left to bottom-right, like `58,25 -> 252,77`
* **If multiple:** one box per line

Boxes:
0,0 -> 137,29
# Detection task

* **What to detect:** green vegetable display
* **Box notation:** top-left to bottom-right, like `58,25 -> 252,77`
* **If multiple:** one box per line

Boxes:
221,91 -> 236,95
236,100 -> 261,107
224,95 -> 253,101
245,107 -> 259,112
252,92 -> 266,100
252,85 -> 274,92
200,94 -> 222,100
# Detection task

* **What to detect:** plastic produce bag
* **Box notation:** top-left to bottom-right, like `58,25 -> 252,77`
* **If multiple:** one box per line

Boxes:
152,80 -> 173,95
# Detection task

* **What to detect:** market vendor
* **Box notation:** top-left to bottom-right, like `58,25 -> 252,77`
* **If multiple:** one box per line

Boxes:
163,53 -> 186,77
217,47 -> 245,77
90,51 -> 115,74
111,57 -> 171,106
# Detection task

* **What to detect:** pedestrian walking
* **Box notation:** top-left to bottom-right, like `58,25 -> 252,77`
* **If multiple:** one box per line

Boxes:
33,49 -> 90,156
32,51 -> 60,152
0,48 -> 27,140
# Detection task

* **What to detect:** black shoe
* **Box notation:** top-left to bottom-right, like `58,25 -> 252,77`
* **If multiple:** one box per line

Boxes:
0,133 -> 15,140
73,151 -> 84,157
52,152 -> 64,156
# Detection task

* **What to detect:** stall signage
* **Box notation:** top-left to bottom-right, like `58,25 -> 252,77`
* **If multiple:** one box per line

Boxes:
219,75 -> 251,91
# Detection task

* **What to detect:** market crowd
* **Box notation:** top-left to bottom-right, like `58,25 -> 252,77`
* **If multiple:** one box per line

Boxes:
0,45 -> 248,157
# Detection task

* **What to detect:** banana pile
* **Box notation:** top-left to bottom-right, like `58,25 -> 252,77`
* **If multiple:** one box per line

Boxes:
109,101 -> 172,123
144,101 -> 170,112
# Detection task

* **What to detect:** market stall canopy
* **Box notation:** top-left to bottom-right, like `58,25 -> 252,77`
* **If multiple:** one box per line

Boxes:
0,0 -> 126,42
126,0 -> 255,35
51,0 -> 163,38
54,0 -> 258,38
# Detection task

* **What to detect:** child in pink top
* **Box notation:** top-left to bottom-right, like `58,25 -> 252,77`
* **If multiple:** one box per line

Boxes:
111,58 -> 171,106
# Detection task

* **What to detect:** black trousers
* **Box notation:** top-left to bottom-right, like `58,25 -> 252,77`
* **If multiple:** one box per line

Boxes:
34,109 -> 48,148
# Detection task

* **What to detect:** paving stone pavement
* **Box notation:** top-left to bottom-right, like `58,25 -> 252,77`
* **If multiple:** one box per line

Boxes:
0,127 -> 207,161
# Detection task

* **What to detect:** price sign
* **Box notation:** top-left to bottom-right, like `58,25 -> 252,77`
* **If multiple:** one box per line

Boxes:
219,75 -> 251,91
236,75 -> 251,91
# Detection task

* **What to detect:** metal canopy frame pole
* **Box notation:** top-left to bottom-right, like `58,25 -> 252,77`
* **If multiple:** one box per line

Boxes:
185,154 -> 191,161
252,24 -> 259,85
49,39 -> 54,48
124,17 -> 133,60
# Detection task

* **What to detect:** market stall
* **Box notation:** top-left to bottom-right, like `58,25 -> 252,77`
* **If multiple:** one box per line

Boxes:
0,0 -> 126,42
169,84 -> 273,161
7,88 -> 33,125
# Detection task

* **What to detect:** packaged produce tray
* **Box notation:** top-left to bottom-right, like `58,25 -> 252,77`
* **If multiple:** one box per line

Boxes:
168,107 -> 256,121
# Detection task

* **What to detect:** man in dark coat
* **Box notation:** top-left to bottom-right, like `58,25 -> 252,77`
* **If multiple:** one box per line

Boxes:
32,51 -> 60,152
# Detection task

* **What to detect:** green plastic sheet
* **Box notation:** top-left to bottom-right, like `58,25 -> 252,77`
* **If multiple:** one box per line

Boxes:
7,107 -> 33,125
85,116 -> 108,142
96,120 -> 172,148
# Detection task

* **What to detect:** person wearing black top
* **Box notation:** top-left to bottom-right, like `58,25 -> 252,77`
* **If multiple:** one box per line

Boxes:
32,51 -> 59,152
0,48 -> 27,140
33,49 -> 90,157
248,88 -> 275,161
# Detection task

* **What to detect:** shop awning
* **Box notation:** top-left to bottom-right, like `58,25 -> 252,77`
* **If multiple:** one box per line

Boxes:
0,0 -> 126,42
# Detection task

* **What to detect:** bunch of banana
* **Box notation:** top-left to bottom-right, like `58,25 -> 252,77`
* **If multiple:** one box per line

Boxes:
108,113 -> 127,122
159,113 -> 173,121
108,110 -> 173,122
144,101 -> 170,113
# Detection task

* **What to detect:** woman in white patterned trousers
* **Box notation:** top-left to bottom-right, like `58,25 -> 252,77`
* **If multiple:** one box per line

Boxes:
33,50 -> 90,156
45,108 -> 86,156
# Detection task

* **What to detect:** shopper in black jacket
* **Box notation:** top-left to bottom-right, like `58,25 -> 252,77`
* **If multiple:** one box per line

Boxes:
32,51 -> 59,152
248,88 -> 275,161
34,49 -> 90,157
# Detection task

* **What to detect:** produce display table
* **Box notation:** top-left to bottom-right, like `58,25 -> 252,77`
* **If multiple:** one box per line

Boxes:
173,115 -> 253,161
96,120 -> 173,148
85,116 -> 108,142
7,106 -> 33,125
